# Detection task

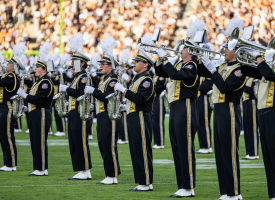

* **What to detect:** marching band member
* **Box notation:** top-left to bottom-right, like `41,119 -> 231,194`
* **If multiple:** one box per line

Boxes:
85,36 -> 121,185
16,41 -> 54,176
0,43 -> 25,172
199,17 -> 246,200
152,72 -> 167,149
153,20 -> 206,197
114,47 -> 155,191
59,33 -> 92,180
196,77 -> 213,154
241,49 -> 275,200
242,78 -> 259,160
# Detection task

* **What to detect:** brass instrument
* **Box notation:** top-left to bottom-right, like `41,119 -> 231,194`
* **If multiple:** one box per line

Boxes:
160,90 -> 170,113
228,27 -> 275,68
105,66 -> 129,120
53,66 -> 69,118
77,72 -> 93,121
11,74 -> 26,119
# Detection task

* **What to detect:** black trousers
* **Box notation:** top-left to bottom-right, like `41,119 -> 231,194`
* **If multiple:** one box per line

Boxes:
29,108 -> 51,170
258,107 -> 275,198
127,111 -> 153,185
118,112 -> 128,141
0,101 -> 17,167
197,95 -> 212,149
97,112 -> 121,177
243,99 -> 259,156
68,109 -> 92,171
53,99 -> 66,133
214,102 -> 241,196
24,99 -> 29,130
152,95 -> 165,146
15,117 -> 22,130
170,99 -> 197,190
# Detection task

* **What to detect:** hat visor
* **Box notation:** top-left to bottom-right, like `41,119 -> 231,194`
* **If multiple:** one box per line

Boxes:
6,60 -> 13,63
97,60 -> 111,64
132,57 -> 144,62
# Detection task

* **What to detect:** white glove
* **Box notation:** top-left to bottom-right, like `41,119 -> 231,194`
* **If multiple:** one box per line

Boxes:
166,82 -> 170,90
59,84 -> 68,92
122,73 -> 129,81
245,49 -> 261,58
85,86 -> 95,94
90,104 -> 94,112
91,72 -> 97,77
119,104 -> 126,112
17,88 -> 27,99
201,56 -> 211,67
155,48 -> 168,58
47,72 -> 52,77
201,56 -> 216,73
114,83 -> 127,93
22,105 -> 28,112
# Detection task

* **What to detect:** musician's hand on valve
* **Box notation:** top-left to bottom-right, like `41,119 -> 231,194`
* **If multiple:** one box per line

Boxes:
84,86 -> 95,94
201,56 -> 216,73
155,48 -> 168,58
114,83 -> 127,93
244,49 -> 261,58
22,105 -> 28,112
119,104 -> 126,112
17,88 -> 27,99
91,72 -> 97,77
59,84 -> 68,92
122,73 -> 129,81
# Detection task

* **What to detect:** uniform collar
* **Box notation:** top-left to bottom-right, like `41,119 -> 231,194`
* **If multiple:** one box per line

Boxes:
227,61 -> 238,66
37,74 -> 48,81
104,70 -> 115,81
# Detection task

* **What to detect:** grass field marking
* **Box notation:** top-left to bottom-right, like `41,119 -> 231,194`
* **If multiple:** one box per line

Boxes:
0,181 -> 267,188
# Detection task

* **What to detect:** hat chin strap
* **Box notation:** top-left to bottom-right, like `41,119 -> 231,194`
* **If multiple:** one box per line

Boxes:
14,63 -> 19,75
74,60 -> 81,72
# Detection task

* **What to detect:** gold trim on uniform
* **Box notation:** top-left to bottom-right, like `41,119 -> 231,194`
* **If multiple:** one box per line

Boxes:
229,102 -> 238,195
252,99 -> 258,156
111,120 -> 118,176
7,102 -> 15,167
187,99 -> 193,189
123,112 -> 128,141
0,73 -> 17,103
159,96 -> 164,146
82,121 -> 89,170
68,74 -> 85,111
204,95 -> 211,148
244,78 -> 254,101
41,108 -> 45,170
139,111 -> 149,185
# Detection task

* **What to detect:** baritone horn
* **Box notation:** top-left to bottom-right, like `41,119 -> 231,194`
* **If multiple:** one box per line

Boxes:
228,26 -> 275,68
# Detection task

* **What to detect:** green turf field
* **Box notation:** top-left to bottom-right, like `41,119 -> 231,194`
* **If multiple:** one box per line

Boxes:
0,116 -> 268,200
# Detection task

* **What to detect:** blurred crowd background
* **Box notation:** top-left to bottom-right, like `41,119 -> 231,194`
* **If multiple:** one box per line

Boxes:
0,0 -> 275,60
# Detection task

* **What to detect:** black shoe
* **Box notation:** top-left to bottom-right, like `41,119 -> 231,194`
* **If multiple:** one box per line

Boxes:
68,177 -> 92,180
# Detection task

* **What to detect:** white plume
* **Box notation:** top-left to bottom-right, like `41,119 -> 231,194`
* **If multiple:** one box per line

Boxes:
48,52 -> 59,61
29,56 -> 38,66
12,42 -> 27,57
21,54 -> 28,66
91,52 -> 101,67
186,19 -> 206,39
224,17 -> 244,37
138,33 -> 154,50
69,32 -> 85,52
101,36 -> 118,57
60,53 -> 71,65
120,49 -> 130,63
39,41 -> 52,61
0,51 -> 5,63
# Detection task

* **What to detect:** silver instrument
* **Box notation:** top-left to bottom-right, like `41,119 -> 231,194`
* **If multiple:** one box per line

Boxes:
228,27 -> 275,68
53,66 -> 69,118
11,74 -> 27,119
77,72 -> 93,121
207,90 -> 214,109
105,66 -> 129,120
